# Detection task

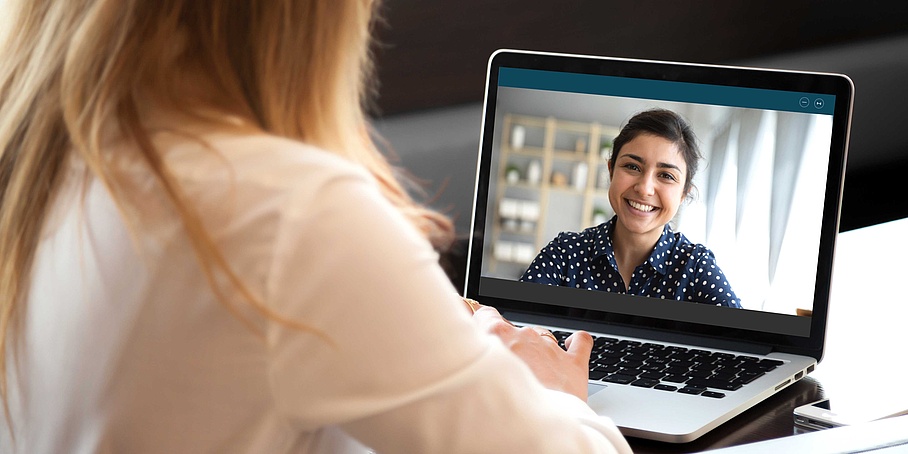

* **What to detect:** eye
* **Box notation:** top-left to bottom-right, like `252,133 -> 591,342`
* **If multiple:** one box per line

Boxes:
659,172 -> 679,182
621,162 -> 641,172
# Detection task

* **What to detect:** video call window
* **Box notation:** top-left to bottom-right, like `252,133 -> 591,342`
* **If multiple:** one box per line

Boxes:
481,87 -> 833,317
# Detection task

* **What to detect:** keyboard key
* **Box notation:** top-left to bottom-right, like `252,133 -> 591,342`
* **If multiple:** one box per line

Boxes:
711,371 -> 738,381
662,375 -> 687,384
644,357 -> 672,366
593,364 -> 619,374
702,391 -> 726,399
631,378 -> 660,388
678,386 -> 706,395
697,361 -> 720,370
665,365 -> 692,375
639,371 -> 666,380
688,369 -> 713,378
693,355 -> 718,365
626,346 -> 653,356
757,359 -> 784,371
654,384 -> 679,392
603,374 -> 637,385
638,363 -> 666,373
599,350 -> 625,359
735,371 -> 765,384
589,369 -> 609,380
671,352 -> 697,362
637,362 -> 665,372
592,356 -> 621,367
670,360 -> 696,370
685,378 -> 743,391
617,359 -> 644,369
715,358 -> 743,368
624,353 -> 650,363
594,336 -> 618,346
617,368 -> 643,377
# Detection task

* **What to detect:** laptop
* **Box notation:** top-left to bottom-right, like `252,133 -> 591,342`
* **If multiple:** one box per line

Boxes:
463,49 -> 853,443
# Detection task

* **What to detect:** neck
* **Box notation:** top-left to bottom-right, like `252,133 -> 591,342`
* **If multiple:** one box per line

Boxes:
611,222 -> 662,269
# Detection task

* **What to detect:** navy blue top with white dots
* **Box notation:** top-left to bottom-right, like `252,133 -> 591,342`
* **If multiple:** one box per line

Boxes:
519,217 -> 743,308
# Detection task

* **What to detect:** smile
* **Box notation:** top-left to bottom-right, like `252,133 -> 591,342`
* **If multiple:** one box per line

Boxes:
627,199 -> 658,212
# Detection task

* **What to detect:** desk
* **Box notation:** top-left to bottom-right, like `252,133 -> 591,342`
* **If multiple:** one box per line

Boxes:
626,216 -> 908,453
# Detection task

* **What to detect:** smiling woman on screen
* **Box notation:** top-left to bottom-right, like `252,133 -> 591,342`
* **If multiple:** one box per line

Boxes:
520,109 -> 742,308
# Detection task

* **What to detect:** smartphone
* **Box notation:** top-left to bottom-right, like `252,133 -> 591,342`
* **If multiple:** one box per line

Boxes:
794,397 -> 908,431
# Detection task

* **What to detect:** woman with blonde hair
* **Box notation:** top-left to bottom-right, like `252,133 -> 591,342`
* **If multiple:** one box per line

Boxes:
0,1 -> 631,452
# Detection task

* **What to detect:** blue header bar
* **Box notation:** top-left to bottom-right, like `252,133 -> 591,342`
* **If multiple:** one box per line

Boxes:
498,67 -> 835,115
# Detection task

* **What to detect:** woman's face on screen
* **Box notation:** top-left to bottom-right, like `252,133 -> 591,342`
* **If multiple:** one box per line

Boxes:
608,133 -> 687,242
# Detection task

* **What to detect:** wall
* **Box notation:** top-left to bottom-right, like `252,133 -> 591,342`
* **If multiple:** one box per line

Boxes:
373,34 -> 908,236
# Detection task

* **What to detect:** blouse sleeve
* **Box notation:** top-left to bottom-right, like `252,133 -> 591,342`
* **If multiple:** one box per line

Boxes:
690,249 -> 742,308
520,236 -> 568,286
262,165 -> 631,453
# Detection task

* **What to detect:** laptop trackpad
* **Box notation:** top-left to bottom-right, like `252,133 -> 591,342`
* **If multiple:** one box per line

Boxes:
588,382 -> 607,398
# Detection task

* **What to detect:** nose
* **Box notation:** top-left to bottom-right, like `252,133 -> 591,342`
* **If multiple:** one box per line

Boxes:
635,174 -> 655,196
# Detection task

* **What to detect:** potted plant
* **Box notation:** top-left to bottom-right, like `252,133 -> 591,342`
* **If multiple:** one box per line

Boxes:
505,163 -> 521,184
600,139 -> 613,160
592,206 -> 609,225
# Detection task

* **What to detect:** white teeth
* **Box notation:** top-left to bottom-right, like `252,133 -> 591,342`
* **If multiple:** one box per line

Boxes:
628,200 -> 656,212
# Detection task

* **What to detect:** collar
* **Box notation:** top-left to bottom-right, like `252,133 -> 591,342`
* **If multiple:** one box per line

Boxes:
590,216 -> 676,276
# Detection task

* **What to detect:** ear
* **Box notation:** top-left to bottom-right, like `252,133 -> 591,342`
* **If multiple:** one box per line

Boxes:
607,160 -> 613,177
683,184 -> 696,204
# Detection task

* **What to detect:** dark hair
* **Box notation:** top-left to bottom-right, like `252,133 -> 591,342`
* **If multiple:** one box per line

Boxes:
609,108 -> 702,196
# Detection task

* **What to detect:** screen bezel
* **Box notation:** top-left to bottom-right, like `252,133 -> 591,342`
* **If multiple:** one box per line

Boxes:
464,49 -> 853,361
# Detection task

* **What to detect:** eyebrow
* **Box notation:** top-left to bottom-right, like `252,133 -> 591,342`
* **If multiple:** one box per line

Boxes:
620,153 -> 683,173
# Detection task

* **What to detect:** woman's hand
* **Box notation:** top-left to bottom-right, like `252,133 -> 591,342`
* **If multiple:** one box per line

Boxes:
470,305 -> 593,401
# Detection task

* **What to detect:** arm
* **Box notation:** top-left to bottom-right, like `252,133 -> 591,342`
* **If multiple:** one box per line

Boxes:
690,250 -> 742,308
265,167 -> 631,453
519,237 -> 567,286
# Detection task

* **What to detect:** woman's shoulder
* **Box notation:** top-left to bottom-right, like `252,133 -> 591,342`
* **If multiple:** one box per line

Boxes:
539,224 -> 606,254
142,129 -> 379,230
163,130 -> 370,187
549,228 -> 594,245
671,231 -> 717,259
146,129 -> 376,214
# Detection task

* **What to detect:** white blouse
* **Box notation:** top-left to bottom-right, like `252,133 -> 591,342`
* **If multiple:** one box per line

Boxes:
3,128 -> 631,453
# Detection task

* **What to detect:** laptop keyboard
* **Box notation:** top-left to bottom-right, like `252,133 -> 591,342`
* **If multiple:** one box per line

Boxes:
551,330 -> 783,399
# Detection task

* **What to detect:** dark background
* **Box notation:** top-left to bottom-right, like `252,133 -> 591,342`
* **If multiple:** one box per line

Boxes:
370,0 -> 908,232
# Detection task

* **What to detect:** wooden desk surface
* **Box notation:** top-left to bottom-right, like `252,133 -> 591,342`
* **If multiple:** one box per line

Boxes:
627,216 -> 908,453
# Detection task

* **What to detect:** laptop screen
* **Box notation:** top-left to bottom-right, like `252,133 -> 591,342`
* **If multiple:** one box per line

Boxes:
465,50 -> 852,357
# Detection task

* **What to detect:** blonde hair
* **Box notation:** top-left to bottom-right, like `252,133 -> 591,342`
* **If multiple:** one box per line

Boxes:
0,0 -> 453,427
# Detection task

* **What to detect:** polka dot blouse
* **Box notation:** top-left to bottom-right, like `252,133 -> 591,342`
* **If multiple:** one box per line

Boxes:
519,217 -> 742,308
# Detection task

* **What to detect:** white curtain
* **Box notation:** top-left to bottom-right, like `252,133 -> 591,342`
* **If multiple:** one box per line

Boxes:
697,110 -> 824,312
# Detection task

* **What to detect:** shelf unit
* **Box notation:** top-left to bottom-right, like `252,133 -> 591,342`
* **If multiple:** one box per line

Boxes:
488,114 -> 621,276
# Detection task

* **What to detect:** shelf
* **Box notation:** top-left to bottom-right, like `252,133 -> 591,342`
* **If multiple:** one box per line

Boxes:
505,146 -> 546,157
548,186 -> 584,195
552,150 -> 588,160
502,182 -> 542,190
487,114 -> 621,275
